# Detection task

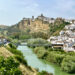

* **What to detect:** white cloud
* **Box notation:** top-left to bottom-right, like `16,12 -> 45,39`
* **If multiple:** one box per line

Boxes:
0,0 -> 75,25
51,0 -> 75,18
15,0 -> 41,17
56,0 -> 74,11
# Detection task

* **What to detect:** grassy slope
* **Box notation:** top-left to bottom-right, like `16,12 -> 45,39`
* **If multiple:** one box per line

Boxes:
0,47 -> 37,75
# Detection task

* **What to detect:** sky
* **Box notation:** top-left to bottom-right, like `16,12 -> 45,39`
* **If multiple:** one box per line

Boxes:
0,0 -> 75,25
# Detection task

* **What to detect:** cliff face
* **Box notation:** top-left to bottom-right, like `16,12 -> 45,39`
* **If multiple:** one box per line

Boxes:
8,17 -> 50,34
6,15 -> 69,36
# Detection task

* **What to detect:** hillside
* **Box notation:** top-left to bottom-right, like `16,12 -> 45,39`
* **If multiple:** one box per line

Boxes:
49,18 -> 70,36
7,15 -> 70,34
0,25 -> 9,36
7,18 -> 50,34
0,15 -> 70,40
0,25 -> 9,30
0,47 -> 37,75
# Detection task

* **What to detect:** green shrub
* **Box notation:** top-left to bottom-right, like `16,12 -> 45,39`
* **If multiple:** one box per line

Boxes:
6,47 -> 23,57
49,21 -> 70,36
37,71 -> 53,75
47,48 -> 54,51
19,35 -> 31,40
9,43 -> 16,49
53,48 -> 65,52
33,43 -> 75,74
61,56 -> 75,73
31,32 -> 50,39
15,55 -> 28,66
34,47 -> 48,59
46,51 -> 65,65
34,47 -> 65,65
27,38 -> 51,48
0,56 -> 22,75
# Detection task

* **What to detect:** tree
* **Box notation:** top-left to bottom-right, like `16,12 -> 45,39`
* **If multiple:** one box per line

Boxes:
61,56 -> 75,73
0,56 -> 22,75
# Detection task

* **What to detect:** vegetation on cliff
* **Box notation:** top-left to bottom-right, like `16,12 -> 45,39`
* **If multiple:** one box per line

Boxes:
49,19 -> 70,36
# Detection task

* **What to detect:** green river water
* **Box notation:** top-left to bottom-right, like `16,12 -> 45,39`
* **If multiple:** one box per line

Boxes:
17,45 -> 75,75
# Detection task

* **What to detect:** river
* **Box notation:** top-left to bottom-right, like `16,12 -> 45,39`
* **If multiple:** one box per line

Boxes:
17,45 -> 75,75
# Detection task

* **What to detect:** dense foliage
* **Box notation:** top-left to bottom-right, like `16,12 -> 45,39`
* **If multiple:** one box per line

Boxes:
9,43 -> 17,49
7,43 -> 23,57
33,47 -> 75,74
0,56 -> 22,75
9,32 -> 31,40
37,71 -> 53,75
49,21 -> 70,36
34,47 -> 47,59
9,31 -> 50,40
61,55 -> 75,73
7,47 -> 23,57
27,38 -> 51,48
14,55 -> 28,66
6,43 -> 28,66
31,32 -> 50,39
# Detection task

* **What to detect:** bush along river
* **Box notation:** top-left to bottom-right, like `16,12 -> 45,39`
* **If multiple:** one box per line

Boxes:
17,45 -> 75,75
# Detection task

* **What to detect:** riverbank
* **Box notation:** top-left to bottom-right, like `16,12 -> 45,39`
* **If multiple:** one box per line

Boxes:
41,59 -> 75,75
17,44 -> 75,75
17,45 -> 54,75
32,47 -> 75,75
4,43 -> 53,75
26,38 -> 75,74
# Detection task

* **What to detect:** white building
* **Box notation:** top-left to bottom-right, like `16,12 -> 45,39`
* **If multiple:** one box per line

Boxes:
65,24 -> 75,30
65,19 -> 72,24
63,42 -> 75,52
60,31 -> 65,35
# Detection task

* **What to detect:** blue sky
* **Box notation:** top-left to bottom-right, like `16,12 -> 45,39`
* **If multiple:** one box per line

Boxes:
0,0 -> 75,25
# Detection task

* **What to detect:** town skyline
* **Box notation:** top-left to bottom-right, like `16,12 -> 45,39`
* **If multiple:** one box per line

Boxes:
0,14 -> 75,26
0,0 -> 75,25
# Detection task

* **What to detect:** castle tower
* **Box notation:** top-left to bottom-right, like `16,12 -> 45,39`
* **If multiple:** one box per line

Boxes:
32,16 -> 34,21
41,13 -> 44,17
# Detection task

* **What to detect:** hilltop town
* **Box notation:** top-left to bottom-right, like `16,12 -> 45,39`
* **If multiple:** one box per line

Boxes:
1,14 -> 75,52
0,14 -> 75,75
5,14 -> 75,34
48,23 -> 75,52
